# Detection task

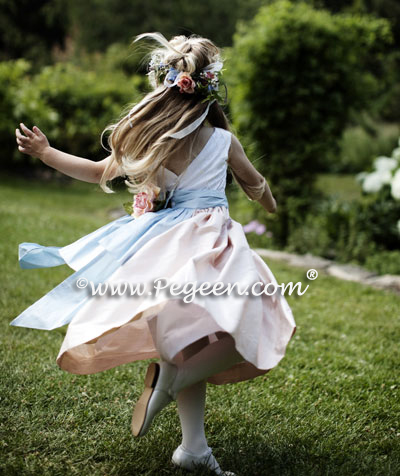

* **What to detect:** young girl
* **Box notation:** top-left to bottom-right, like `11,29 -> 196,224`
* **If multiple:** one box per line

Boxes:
12,32 -> 296,475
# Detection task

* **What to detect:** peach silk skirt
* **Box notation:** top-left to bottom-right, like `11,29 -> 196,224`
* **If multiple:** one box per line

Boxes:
54,205 -> 296,384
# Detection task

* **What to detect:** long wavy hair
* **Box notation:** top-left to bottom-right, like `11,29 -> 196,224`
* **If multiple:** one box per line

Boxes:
99,32 -> 232,196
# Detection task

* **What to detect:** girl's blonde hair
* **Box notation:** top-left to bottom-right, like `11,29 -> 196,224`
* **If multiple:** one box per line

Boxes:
99,32 -> 231,196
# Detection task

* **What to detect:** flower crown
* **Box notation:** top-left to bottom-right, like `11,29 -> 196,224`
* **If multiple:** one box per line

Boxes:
147,56 -> 226,104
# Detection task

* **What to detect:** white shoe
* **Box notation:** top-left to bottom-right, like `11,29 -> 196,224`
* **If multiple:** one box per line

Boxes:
131,360 -> 179,437
172,444 -> 237,475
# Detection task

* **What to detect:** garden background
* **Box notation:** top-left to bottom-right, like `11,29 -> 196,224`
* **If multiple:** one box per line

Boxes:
1,1 -> 399,475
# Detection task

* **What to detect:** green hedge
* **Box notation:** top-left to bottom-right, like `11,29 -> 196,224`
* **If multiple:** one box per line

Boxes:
1,59 -> 145,171
227,0 -> 393,246
335,120 -> 400,174
284,189 -> 400,274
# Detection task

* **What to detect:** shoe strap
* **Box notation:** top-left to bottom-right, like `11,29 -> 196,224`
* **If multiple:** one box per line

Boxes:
180,444 -> 212,459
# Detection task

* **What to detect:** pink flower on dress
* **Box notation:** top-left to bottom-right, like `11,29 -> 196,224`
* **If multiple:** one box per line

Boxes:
176,72 -> 196,94
132,183 -> 161,218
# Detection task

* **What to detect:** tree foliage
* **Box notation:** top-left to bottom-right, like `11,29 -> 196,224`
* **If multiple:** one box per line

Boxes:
67,0 -> 259,51
227,0 -> 393,245
0,59 -> 144,171
0,0 -> 70,68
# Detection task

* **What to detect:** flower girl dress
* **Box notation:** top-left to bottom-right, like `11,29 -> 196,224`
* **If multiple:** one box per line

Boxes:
10,126 -> 296,385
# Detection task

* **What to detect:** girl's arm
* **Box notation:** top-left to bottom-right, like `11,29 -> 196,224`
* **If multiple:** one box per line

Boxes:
227,134 -> 277,213
15,123 -> 119,183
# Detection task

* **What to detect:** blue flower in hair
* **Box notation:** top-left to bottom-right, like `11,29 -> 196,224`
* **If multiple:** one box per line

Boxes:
164,68 -> 179,86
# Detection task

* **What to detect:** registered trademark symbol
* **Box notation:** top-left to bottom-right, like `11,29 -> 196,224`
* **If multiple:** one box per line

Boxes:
306,269 -> 318,280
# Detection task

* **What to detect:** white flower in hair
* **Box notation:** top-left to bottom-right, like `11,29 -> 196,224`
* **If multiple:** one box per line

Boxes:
202,60 -> 224,73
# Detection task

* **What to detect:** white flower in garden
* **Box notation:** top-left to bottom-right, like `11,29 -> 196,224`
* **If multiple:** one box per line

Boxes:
362,170 -> 392,193
355,171 -> 368,184
374,156 -> 398,172
391,169 -> 400,200
392,147 -> 400,161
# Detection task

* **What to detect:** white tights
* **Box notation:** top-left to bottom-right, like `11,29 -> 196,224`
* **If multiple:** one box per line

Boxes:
161,334 -> 244,455
176,379 -> 209,454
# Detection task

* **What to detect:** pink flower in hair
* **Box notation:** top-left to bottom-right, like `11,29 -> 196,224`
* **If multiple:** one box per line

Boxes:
176,72 -> 196,94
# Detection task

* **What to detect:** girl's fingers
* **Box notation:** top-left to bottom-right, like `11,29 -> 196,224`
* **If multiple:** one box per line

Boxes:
16,138 -> 29,147
16,128 -> 29,141
33,126 -> 44,137
19,123 -> 34,138
16,134 -> 29,144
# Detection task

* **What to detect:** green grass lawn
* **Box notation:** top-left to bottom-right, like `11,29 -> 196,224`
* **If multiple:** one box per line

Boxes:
1,175 -> 399,476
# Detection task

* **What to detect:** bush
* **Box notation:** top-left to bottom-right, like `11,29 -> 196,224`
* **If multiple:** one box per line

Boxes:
364,250 -> 400,275
227,0 -> 393,246
285,137 -> 400,273
67,42 -> 149,80
0,59 -> 53,169
1,59 -> 145,172
286,192 -> 400,274
334,121 -> 400,174
353,187 -> 400,251
355,138 -> 400,250
370,50 -> 400,122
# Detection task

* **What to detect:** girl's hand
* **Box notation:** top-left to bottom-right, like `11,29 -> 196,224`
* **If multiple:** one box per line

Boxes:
16,123 -> 50,160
